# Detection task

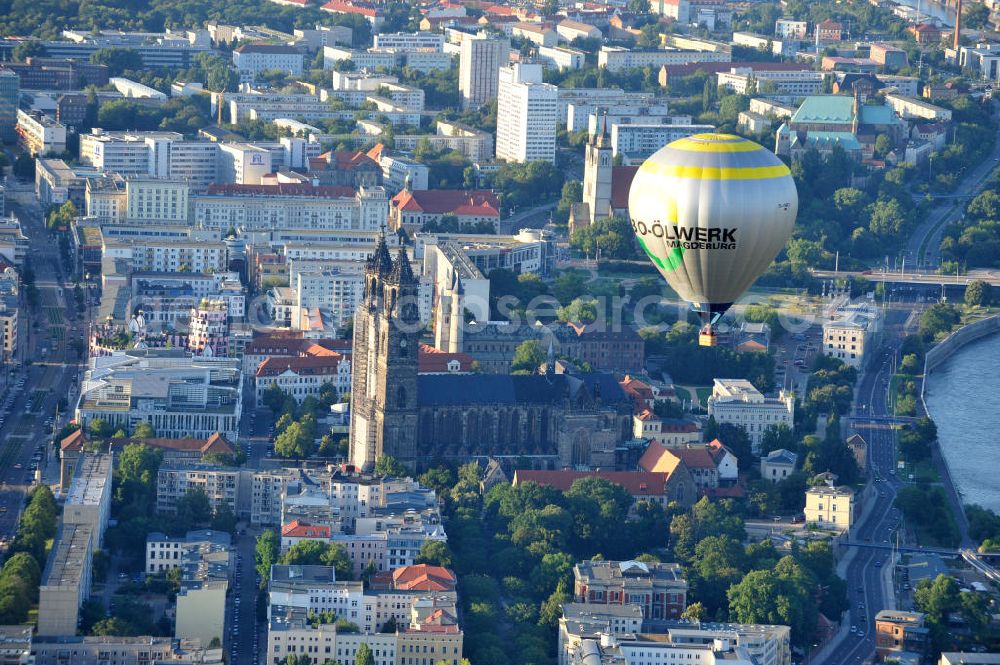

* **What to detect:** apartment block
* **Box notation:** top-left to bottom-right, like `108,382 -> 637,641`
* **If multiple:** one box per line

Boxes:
706,379 -> 794,454
459,34 -> 510,109
62,453 -> 113,548
38,524 -> 94,636
192,183 -> 389,232
16,109 -> 66,156
496,63 -> 557,164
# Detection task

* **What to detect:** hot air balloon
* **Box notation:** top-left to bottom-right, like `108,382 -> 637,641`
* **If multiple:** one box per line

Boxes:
628,133 -> 798,346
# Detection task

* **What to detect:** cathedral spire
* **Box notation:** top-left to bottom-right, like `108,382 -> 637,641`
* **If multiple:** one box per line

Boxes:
389,247 -> 416,284
368,225 -> 393,276
596,110 -> 610,148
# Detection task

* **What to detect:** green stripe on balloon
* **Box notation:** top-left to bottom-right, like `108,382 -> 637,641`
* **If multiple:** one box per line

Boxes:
637,236 -> 684,272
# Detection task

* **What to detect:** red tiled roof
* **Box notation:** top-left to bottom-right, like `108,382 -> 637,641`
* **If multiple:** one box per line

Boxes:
817,19 -> 842,29
418,344 -> 475,373
256,354 -> 344,378
660,420 -> 699,433
913,23 -> 940,33
206,183 -> 356,198
635,409 -> 658,422
321,0 -> 380,17
610,166 -> 638,210
315,149 -> 380,172
513,469 -> 673,496
664,446 -> 716,469
60,430 -> 234,456
244,334 -> 351,357
705,485 -> 745,498
281,520 -> 332,538
60,428 -> 85,451
483,3 -> 516,15
392,564 -> 457,591
391,189 -> 500,217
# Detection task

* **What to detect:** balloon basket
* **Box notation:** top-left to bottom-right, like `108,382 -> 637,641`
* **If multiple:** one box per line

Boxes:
698,326 -> 717,347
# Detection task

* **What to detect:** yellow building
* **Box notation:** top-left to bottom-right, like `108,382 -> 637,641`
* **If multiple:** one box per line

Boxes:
804,485 -> 855,531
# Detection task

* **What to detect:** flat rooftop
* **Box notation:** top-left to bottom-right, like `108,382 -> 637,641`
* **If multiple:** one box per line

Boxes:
41,523 -> 92,589
66,454 -> 111,506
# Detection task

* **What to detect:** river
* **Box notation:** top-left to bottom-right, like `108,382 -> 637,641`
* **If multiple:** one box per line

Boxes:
891,0 -> 956,27
925,332 -> 1000,514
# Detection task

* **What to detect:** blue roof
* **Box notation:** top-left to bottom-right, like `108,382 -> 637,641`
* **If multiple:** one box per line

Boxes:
764,448 -> 798,465
860,103 -> 901,126
792,131 -> 862,151
417,373 -> 627,407
790,95 -> 855,125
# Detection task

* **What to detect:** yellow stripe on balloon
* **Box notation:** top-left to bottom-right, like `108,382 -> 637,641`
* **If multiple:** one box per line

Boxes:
669,137 -> 763,153
639,162 -> 791,180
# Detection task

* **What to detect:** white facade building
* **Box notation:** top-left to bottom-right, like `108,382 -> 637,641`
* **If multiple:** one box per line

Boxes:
496,63 -> 557,164
232,44 -> 304,84
373,31 -> 444,51
125,178 -> 190,223
459,34 -> 510,110
706,379 -> 795,454
16,109 -> 67,156
192,184 -> 388,231
217,143 -> 272,185
822,301 -> 883,369
611,123 -> 715,159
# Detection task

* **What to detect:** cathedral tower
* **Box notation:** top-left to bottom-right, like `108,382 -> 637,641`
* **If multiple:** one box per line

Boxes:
582,112 -> 614,222
348,234 -> 421,470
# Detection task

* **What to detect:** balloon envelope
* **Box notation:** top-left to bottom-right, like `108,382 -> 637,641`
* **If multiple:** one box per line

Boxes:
628,133 -> 798,316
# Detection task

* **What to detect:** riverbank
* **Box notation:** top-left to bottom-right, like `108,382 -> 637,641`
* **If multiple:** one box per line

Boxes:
920,316 -> 1000,536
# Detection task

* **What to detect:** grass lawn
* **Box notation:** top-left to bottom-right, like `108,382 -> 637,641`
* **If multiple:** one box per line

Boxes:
673,386 -> 692,404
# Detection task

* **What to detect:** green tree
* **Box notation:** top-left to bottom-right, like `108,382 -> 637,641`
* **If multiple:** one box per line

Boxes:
211,501 -> 238,533
132,421 -> 155,438
356,643 -> 374,665
274,421 -> 314,458
416,540 -> 454,568
374,454 -> 408,478
874,134 -> 893,158
90,48 -> 142,76
12,154 -> 34,180
256,530 -> 280,588
12,40 -> 44,62
175,488 -> 213,529
88,418 -> 113,438
512,340 -> 546,374
965,279 -> 991,307
557,298 -> 598,325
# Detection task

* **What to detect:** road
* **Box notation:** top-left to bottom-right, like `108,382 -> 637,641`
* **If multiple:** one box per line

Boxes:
812,268 -> 1000,287
227,530 -> 261,664
906,108 -> 1000,269
816,310 -> 913,664
0,194 -> 79,539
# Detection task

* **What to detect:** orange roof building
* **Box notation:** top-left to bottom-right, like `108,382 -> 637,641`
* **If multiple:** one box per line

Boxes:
389,189 -> 500,233
513,467 -> 697,508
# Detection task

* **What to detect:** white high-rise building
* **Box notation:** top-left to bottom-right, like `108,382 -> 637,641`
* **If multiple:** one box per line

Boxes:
459,34 -> 509,110
125,178 -> 189,223
495,63 -> 557,164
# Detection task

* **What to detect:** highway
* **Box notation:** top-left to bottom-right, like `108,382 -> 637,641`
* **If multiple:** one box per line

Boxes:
906,104 -> 1000,269
814,309 -> 914,664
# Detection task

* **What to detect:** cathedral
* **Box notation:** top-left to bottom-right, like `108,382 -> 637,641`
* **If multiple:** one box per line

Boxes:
348,234 -> 634,471
569,114 -> 638,236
